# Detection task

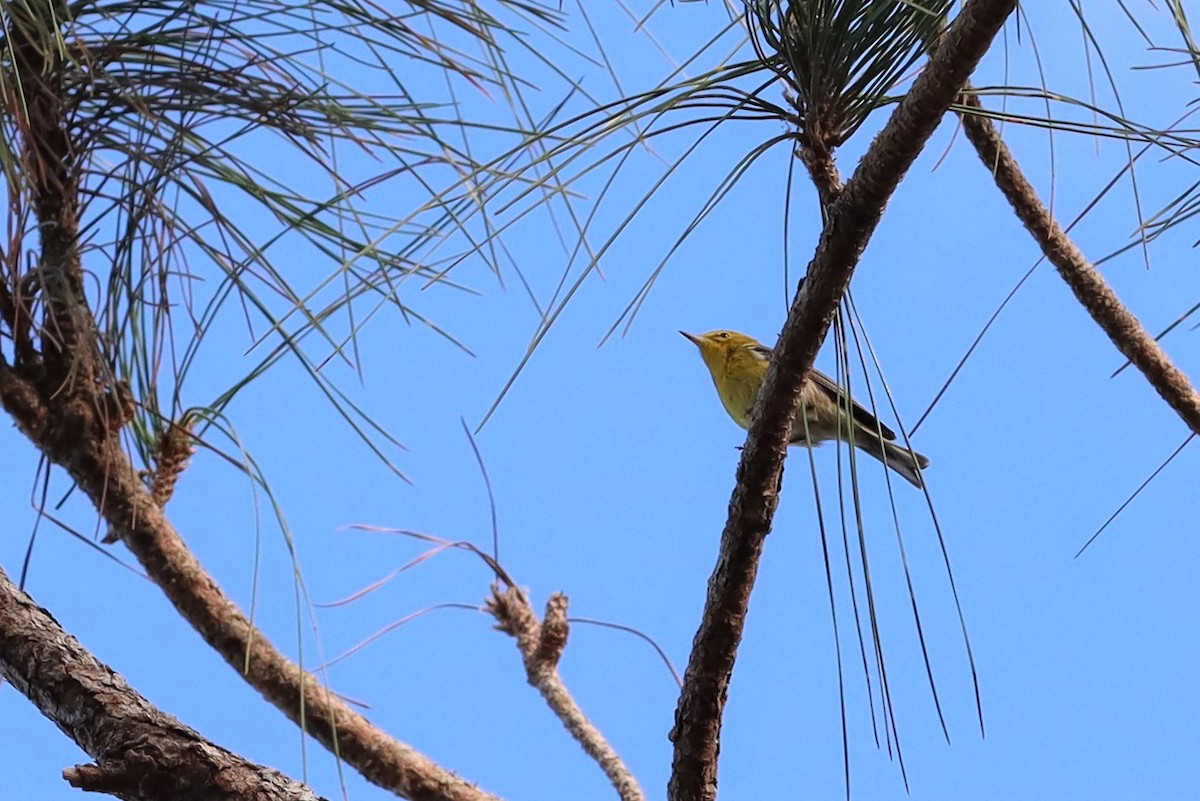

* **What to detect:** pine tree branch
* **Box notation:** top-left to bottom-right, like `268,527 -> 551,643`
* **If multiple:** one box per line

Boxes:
489,587 -> 646,801
0,564 -> 326,801
0,364 -> 501,801
0,361 -> 500,801
667,3 -> 1017,800
958,93 -> 1200,435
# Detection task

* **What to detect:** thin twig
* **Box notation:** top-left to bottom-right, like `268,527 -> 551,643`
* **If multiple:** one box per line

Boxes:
489,586 -> 646,801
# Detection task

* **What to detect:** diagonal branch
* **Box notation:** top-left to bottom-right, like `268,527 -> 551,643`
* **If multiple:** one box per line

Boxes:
488,587 -> 646,801
957,93 -> 1200,435
0,564 -> 324,801
0,363 -> 498,801
666,3 -> 1017,800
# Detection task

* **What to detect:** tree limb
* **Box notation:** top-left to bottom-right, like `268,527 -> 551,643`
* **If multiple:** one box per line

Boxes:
667,3 -> 1017,800
0,564 -> 325,801
957,93 -> 1200,435
0,371 -> 499,801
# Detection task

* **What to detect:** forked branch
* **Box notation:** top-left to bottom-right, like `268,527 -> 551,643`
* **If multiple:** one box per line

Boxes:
667,3 -> 1018,800
489,586 -> 646,801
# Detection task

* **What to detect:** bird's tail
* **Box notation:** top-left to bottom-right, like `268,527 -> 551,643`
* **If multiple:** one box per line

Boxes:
854,431 -> 929,489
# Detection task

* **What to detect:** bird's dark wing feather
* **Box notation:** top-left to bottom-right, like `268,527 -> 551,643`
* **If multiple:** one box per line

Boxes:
746,342 -> 897,440
747,344 -> 772,362
807,368 -> 898,441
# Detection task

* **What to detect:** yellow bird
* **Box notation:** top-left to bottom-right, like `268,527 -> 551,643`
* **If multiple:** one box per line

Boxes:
681,329 -> 928,488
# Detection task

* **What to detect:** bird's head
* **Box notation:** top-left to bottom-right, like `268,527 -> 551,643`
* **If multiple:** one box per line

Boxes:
680,329 -> 763,371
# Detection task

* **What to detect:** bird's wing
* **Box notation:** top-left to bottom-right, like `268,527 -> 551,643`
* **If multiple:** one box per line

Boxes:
746,342 -> 897,441
806,368 -> 897,441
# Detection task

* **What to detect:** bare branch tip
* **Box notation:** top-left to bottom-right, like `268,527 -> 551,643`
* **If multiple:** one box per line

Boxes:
535,593 -> 570,668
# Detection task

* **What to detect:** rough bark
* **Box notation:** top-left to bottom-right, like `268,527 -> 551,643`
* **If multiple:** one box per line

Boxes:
0,565 -> 326,801
667,3 -> 1018,800
0,9 -> 498,801
489,587 -> 645,801
958,93 -> 1200,436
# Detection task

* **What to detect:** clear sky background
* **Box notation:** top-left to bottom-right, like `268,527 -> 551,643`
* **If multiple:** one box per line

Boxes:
2,3 -> 1198,800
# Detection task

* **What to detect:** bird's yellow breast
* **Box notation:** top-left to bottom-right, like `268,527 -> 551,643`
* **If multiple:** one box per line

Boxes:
713,375 -> 755,429
707,350 -> 762,430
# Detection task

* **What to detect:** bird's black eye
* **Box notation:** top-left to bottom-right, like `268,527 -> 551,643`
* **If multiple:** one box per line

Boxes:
717,332 -> 729,339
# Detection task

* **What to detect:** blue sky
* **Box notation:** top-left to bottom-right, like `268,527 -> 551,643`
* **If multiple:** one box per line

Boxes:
2,3 -> 1198,800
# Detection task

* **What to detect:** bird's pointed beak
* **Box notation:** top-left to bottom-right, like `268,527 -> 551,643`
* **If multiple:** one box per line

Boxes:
679,330 -> 701,346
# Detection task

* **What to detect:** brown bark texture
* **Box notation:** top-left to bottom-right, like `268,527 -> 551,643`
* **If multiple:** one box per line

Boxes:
0,565 -> 326,801
0,8 -> 498,801
0,367 -> 501,801
666,3 -> 1018,801
958,93 -> 1200,437
489,587 -> 646,801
